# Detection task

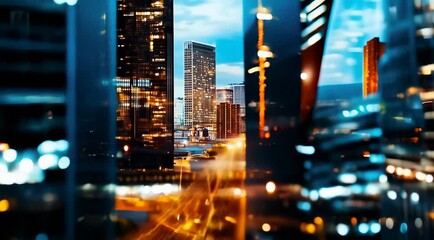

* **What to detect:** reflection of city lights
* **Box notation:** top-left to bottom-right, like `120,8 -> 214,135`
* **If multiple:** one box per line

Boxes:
265,181 -> 276,194
58,156 -> 70,169
262,223 -> 271,232
301,72 -> 308,80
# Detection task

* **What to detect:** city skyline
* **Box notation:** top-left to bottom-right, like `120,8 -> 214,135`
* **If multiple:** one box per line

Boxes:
173,0 -> 243,99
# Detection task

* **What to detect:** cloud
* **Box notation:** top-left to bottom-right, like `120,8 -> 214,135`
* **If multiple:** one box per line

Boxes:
174,0 -> 242,40
216,63 -> 244,77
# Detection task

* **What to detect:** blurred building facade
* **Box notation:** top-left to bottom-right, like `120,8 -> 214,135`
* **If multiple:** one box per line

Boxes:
216,88 -> 233,104
363,37 -> 385,97
0,0 -> 117,239
174,97 -> 184,127
184,41 -> 216,129
116,0 -> 174,169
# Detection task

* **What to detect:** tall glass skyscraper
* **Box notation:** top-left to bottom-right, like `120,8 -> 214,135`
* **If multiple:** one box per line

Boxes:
184,41 -> 216,129
116,0 -> 174,168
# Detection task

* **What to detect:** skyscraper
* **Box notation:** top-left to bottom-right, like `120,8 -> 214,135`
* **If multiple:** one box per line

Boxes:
217,103 -> 240,139
116,0 -> 174,168
363,37 -> 385,97
217,88 -> 233,104
184,41 -> 216,129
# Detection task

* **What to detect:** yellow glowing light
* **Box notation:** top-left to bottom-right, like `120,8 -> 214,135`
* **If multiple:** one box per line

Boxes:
0,143 -> 9,152
225,216 -> 237,224
351,217 -> 357,225
386,165 -> 395,174
193,218 -> 201,224
233,188 -> 242,196
416,172 -> 426,181
0,199 -> 9,212
265,132 -> 270,139
262,223 -> 271,232
305,223 -> 316,234
182,221 -> 194,231
123,145 -> 129,152
314,217 -> 323,225
265,181 -> 276,194
396,167 -> 404,176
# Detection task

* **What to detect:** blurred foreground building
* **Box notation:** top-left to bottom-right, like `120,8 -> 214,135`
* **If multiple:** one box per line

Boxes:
0,0 -> 117,239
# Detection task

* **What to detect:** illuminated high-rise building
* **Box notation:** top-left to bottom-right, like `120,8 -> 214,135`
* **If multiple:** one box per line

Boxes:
184,41 -> 216,129
116,0 -> 174,168
217,88 -> 233,104
217,103 -> 240,139
363,37 -> 385,97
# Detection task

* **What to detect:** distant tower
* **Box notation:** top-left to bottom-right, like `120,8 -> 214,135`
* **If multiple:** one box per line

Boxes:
184,41 -> 216,129
217,88 -> 233,103
174,97 -> 184,127
217,103 -> 240,139
363,37 -> 385,97
229,83 -> 246,116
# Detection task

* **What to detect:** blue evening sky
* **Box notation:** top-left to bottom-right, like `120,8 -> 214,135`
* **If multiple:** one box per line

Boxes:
174,0 -> 244,99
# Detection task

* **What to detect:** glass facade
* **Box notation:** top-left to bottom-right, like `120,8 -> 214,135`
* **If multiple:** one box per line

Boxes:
183,41 -> 216,129
116,0 -> 174,167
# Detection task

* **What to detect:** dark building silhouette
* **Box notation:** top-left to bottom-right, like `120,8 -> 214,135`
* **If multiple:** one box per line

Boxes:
300,0 -> 334,129
116,0 -> 174,169
243,0 -> 302,183
217,103 -> 240,139
0,1 -> 117,239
